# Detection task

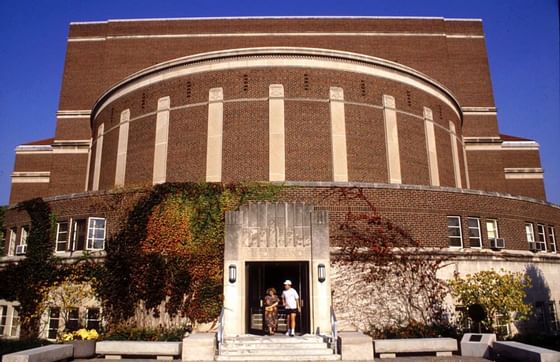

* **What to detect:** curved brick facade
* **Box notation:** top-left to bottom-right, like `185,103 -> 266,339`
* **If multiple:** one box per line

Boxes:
89,51 -> 464,191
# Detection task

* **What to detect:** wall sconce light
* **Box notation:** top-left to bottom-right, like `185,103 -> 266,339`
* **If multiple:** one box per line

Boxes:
228,264 -> 237,284
318,264 -> 326,283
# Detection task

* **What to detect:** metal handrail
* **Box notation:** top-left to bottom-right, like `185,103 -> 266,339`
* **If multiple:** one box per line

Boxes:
217,307 -> 225,351
330,306 -> 338,355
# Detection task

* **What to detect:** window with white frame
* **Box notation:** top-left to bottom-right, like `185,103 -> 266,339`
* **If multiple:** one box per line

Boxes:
0,305 -> 7,336
87,218 -> 106,250
467,217 -> 482,248
86,308 -> 101,330
486,219 -> 499,241
447,216 -> 463,248
71,219 -> 87,251
55,222 -> 69,252
536,224 -> 547,251
47,308 -> 60,340
547,226 -> 557,253
20,226 -> 29,246
15,226 -> 29,255
10,308 -> 19,337
8,228 -> 16,256
525,223 -> 535,250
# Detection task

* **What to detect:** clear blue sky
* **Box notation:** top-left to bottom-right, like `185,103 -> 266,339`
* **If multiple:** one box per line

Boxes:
0,0 -> 558,205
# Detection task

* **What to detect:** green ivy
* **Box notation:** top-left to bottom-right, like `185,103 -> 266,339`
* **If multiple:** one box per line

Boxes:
0,198 -> 58,338
98,182 -> 281,329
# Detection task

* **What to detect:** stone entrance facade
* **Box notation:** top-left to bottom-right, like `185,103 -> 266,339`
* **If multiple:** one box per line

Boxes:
222,202 -> 331,336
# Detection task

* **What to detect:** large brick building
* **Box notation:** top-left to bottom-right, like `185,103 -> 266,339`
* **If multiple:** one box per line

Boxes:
2,17 -> 559,340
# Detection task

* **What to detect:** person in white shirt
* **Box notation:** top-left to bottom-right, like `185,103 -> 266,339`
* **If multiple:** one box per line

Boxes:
281,280 -> 300,336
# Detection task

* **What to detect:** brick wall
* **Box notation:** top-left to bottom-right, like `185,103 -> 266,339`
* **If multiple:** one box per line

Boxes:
4,184 -> 558,256
88,67 -> 461,189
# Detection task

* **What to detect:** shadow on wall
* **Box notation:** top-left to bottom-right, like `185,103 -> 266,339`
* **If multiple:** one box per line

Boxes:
516,264 -> 556,335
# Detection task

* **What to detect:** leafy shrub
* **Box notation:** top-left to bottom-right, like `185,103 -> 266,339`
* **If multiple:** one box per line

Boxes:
103,325 -> 192,341
369,319 -> 459,339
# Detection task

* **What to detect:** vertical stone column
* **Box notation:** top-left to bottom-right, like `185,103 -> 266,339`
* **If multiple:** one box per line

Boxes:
84,137 -> 92,191
153,97 -> 170,185
383,95 -> 402,184
449,121 -> 463,188
462,140 -> 471,189
423,107 -> 440,186
115,109 -> 130,187
311,210 -> 331,334
206,88 -> 224,182
330,87 -> 348,182
269,84 -> 285,182
224,210 -> 244,337
92,123 -> 104,191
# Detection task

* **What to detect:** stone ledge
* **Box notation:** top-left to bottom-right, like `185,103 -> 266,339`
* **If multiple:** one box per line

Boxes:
96,341 -> 181,357
373,337 -> 457,357
338,331 -> 373,361
2,344 -> 73,362
493,341 -> 560,362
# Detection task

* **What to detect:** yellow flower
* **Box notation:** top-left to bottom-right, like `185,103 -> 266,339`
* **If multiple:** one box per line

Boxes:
62,332 -> 74,341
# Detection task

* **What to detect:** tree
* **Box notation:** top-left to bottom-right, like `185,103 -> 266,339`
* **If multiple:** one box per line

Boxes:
448,269 -> 532,335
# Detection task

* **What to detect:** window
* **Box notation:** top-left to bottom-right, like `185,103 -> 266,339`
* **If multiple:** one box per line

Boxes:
467,217 -> 482,248
8,228 -> 16,256
66,308 -> 79,332
0,305 -> 7,335
0,229 -> 5,255
495,313 -> 510,336
10,308 -> 20,337
525,223 -> 535,251
447,216 -> 463,248
47,308 -> 60,340
86,308 -> 100,330
20,226 -> 29,245
55,222 -> 69,252
549,301 -> 559,332
87,218 -> 106,250
486,219 -> 499,241
71,220 -> 87,251
71,218 -> 106,251
536,224 -> 547,251
548,226 -> 557,253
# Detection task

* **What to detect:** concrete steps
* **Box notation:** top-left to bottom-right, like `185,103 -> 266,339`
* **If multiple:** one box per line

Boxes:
217,334 -> 340,361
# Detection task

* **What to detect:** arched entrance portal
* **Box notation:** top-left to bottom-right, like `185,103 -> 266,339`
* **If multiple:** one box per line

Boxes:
223,202 -> 331,337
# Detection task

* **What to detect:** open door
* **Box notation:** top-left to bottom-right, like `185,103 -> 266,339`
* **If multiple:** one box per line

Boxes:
246,261 -> 310,335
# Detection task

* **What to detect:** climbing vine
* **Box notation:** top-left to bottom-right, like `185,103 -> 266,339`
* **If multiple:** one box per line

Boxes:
98,182 -> 280,329
314,187 -> 451,336
0,198 -> 57,338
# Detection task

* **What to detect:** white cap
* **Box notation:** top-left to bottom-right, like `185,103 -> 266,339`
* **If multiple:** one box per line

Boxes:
283,280 -> 292,285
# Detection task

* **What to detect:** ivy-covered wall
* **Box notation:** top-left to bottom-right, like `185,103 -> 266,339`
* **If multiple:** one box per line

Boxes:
0,183 -> 281,336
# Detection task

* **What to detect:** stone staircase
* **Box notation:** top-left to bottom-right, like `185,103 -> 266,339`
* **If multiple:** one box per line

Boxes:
217,334 -> 340,361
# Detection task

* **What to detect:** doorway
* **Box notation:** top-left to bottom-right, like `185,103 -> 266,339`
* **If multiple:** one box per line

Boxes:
246,261 -> 310,335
